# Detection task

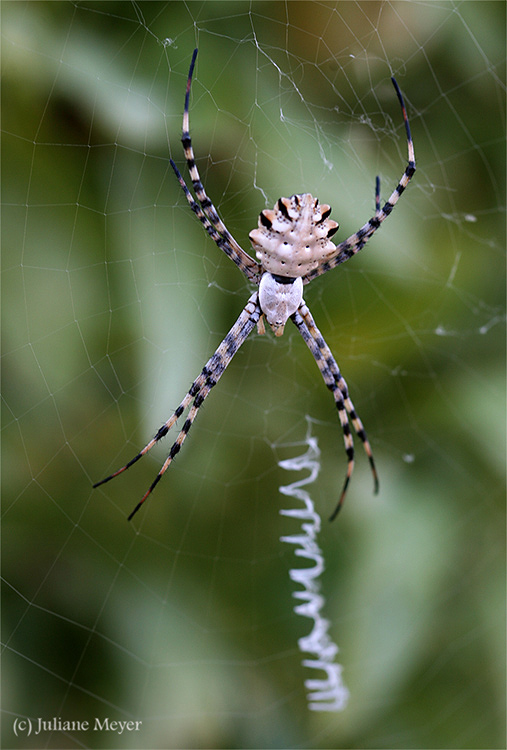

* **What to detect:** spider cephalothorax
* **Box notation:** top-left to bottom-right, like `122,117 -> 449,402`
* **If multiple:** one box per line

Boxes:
94,48 -> 416,521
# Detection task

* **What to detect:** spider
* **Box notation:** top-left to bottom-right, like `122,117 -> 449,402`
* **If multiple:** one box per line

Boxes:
94,49 -> 416,521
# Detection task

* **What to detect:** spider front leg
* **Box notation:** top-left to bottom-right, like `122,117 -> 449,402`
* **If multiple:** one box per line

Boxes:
299,303 -> 379,490
292,303 -> 378,519
94,292 -> 261,520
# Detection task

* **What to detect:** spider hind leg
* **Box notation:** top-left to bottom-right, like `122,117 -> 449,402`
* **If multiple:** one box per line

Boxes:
173,48 -> 261,283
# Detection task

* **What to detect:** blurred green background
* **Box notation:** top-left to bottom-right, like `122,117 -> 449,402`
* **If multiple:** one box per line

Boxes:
2,2 -> 505,748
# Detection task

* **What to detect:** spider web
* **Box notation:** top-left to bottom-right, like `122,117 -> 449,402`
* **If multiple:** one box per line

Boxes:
2,2 -> 505,748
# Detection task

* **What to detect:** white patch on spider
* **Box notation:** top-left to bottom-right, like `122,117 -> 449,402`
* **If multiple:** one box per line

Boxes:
249,193 -> 339,278
259,273 -> 303,336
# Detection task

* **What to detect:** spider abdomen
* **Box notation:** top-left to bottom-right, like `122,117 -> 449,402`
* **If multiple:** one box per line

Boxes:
249,193 -> 339,278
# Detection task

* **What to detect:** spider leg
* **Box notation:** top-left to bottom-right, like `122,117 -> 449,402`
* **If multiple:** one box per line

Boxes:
94,292 -> 261,519
292,303 -> 378,520
171,159 -> 261,283
175,49 -> 261,283
302,77 -> 416,284
92,388 -> 197,487
298,302 -> 379,494
291,308 -> 354,518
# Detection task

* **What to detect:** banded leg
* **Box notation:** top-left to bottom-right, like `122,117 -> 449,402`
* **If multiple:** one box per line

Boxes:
298,301 -> 378,499
171,159 -> 261,283
177,48 -> 261,282
375,174 -> 381,213
291,308 -> 355,519
94,292 -> 261,519
303,77 -> 416,284
292,304 -> 378,519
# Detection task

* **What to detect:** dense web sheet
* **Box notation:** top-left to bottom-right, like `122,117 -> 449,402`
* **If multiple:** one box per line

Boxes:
3,2 -> 506,748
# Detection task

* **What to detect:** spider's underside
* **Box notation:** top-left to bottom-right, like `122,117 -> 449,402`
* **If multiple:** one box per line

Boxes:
94,48 -> 416,521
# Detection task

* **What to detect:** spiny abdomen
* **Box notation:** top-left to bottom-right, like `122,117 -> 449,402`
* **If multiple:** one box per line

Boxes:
249,193 -> 339,277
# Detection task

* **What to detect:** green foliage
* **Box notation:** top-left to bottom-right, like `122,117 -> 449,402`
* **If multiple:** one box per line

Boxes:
3,2 -> 505,748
